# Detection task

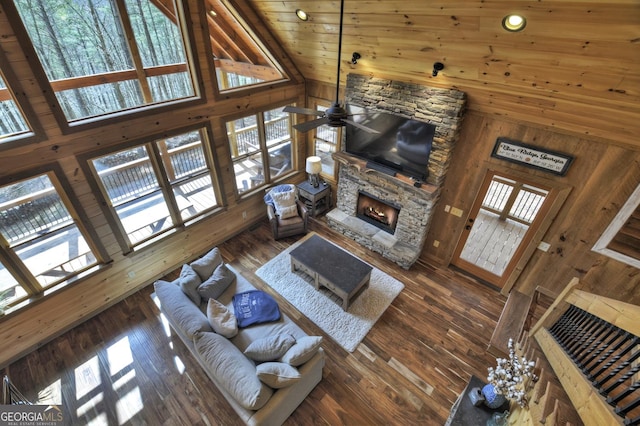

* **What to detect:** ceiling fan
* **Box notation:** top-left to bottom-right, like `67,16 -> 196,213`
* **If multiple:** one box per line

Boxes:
283,0 -> 379,134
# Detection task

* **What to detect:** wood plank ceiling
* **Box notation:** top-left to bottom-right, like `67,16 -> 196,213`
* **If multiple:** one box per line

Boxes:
247,0 -> 640,148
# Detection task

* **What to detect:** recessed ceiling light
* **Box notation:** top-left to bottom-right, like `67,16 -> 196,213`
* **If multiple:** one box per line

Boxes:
208,9 -> 217,17
295,9 -> 309,21
502,14 -> 526,32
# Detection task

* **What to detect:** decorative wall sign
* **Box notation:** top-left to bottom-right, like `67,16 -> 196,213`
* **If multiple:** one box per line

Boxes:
491,138 -> 573,176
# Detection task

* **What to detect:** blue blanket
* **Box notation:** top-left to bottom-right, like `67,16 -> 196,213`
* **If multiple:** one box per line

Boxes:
232,290 -> 281,328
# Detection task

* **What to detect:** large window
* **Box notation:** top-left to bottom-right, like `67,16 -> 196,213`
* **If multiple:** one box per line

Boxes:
227,107 -> 294,194
12,0 -> 198,124
312,103 -> 341,181
88,128 -> 221,252
207,0 -> 288,91
0,171 -> 104,312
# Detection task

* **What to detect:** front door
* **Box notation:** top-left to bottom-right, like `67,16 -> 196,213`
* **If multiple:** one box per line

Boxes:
451,170 -> 555,289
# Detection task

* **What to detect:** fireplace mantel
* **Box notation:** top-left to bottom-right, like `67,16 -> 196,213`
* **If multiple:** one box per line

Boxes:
332,152 -> 437,194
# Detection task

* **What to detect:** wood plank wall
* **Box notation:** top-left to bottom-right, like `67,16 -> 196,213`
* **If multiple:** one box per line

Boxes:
0,0 -> 308,368
426,111 -> 640,305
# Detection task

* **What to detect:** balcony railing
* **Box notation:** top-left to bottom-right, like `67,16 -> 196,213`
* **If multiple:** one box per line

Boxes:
1,142 -> 207,248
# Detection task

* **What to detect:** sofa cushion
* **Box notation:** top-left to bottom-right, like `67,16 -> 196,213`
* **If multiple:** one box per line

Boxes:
280,336 -> 323,366
154,280 -> 211,340
233,290 -> 281,328
206,299 -> 238,338
256,362 -> 301,389
179,264 -> 202,305
198,263 -> 235,300
244,334 -> 295,362
190,247 -> 223,281
194,332 -> 273,411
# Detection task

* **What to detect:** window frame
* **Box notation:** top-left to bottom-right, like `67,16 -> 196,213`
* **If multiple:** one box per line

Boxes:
225,104 -> 297,197
5,0 -> 205,134
80,124 -> 224,254
205,0 -> 292,96
593,181 -> 640,268
0,47 -> 45,151
0,164 -> 109,313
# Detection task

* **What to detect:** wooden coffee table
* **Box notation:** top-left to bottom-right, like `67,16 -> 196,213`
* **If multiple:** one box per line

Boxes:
289,234 -> 372,311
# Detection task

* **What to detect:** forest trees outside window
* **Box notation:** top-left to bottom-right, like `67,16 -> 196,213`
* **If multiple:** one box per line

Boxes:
88,128 -> 221,252
0,172 -> 104,313
12,0 -> 198,124
227,107 -> 294,194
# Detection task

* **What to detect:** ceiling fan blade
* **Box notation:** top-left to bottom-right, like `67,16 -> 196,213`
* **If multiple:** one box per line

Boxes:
283,106 -> 325,116
343,118 -> 380,134
293,117 -> 330,133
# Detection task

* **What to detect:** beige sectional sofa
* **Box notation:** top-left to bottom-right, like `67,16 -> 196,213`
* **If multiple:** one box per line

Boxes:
153,248 -> 325,426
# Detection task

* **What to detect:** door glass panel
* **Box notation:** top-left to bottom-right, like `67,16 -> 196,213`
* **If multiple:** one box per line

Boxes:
459,175 -> 548,277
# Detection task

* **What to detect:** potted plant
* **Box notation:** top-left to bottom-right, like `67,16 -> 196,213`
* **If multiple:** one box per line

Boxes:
486,338 -> 538,408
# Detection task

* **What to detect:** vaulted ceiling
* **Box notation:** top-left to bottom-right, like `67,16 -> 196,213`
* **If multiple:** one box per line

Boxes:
247,0 -> 640,148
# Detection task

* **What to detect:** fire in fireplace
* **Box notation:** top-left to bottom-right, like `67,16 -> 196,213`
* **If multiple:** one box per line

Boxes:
356,191 -> 401,234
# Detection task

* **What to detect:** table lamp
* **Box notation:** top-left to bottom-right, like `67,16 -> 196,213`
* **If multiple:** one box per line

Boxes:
305,156 -> 322,188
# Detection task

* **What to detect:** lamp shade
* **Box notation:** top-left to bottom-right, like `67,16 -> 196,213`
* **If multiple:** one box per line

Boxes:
305,156 -> 322,174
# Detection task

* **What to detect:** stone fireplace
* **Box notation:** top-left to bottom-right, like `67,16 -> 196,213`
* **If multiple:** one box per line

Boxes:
327,74 -> 466,268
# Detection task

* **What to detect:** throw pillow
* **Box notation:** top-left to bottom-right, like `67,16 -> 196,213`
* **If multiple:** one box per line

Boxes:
280,336 -> 323,366
256,362 -> 301,389
244,334 -> 295,362
198,263 -> 235,300
232,290 -> 281,328
270,190 -> 296,217
206,298 -> 238,338
278,204 -> 298,219
179,264 -> 202,305
190,247 -> 223,281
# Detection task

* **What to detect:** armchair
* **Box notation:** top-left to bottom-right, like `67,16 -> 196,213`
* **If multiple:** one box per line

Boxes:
264,184 -> 309,239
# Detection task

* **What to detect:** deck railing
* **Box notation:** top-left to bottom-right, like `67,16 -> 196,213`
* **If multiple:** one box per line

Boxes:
231,116 -> 290,158
0,142 -> 207,244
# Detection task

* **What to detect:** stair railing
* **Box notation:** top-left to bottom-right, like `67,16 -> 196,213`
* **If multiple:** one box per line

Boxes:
530,277 -> 640,426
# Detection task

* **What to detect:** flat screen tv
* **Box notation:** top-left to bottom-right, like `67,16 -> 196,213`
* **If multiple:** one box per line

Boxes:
344,104 -> 435,181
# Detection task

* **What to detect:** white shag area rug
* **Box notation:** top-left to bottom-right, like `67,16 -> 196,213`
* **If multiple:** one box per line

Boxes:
255,234 -> 404,352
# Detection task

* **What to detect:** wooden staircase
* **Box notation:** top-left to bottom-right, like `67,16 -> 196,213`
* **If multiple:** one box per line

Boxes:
502,278 -> 640,425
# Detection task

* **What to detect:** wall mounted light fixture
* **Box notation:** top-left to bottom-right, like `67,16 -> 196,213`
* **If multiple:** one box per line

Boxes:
432,62 -> 444,77
351,52 -> 361,64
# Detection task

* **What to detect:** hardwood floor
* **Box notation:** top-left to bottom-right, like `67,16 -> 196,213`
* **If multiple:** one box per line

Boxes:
1,218 -> 507,425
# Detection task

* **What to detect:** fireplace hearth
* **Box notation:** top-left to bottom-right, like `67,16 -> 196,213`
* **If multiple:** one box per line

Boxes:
357,191 -> 400,234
